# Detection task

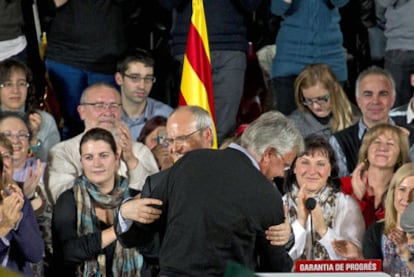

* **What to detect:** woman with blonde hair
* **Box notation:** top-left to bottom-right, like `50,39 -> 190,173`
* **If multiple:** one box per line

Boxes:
289,63 -> 359,140
341,123 -> 411,228
363,163 -> 414,276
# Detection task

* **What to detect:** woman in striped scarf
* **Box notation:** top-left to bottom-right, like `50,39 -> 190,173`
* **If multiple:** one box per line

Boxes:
51,128 -> 141,277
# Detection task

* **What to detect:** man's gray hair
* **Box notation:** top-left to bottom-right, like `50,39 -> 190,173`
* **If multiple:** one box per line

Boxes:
173,105 -> 214,130
355,66 -> 396,97
240,111 -> 304,157
79,82 -> 119,104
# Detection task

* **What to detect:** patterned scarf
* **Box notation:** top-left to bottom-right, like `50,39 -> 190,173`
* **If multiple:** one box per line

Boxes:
285,184 -> 337,260
74,175 -> 141,277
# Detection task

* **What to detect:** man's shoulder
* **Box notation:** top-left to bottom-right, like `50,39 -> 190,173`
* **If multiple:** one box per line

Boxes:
146,98 -> 173,116
49,134 -> 82,159
333,121 -> 359,138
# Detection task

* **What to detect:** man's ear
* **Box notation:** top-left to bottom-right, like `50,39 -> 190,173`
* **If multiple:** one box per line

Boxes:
262,147 -> 274,162
78,105 -> 85,120
114,72 -> 123,86
204,127 -> 214,146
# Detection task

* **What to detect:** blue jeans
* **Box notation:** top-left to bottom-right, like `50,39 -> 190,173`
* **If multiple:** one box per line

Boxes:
46,59 -> 117,139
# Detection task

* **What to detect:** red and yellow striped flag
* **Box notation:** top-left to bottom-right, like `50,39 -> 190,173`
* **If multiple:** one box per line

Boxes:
179,0 -> 217,148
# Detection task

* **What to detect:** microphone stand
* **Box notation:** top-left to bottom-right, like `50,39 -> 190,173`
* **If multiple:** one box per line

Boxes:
305,197 -> 316,260
309,210 -> 315,260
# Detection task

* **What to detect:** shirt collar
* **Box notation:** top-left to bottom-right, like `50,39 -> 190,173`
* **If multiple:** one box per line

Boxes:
407,99 -> 414,124
228,142 -> 260,170
358,117 -> 396,139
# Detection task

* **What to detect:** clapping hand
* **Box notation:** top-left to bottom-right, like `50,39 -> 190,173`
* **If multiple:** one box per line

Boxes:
114,121 -> 138,170
332,239 -> 363,259
351,162 -> 368,200
23,159 -> 45,198
1,184 -> 24,230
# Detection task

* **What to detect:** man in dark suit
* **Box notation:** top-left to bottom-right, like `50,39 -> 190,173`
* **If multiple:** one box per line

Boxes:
116,111 -> 304,275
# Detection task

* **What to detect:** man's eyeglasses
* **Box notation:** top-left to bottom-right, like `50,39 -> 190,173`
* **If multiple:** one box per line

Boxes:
1,131 -> 30,141
80,102 -> 122,113
163,128 -> 203,146
302,94 -> 330,107
0,81 -> 30,89
123,73 -> 156,85
275,151 -> 291,172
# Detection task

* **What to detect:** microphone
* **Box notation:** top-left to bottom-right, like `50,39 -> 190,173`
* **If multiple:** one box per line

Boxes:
305,197 -> 316,211
305,197 -> 316,259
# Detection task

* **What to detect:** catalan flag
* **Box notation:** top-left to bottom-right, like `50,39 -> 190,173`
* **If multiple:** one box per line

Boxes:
179,0 -> 217,148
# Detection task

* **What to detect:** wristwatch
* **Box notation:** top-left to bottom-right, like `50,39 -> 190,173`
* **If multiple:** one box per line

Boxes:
30,139 -> 42,152
29,191 -> 39,201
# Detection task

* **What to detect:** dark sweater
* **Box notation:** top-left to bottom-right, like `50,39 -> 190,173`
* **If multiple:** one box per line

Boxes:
0,0 -> 24,41
46,0 -> 130,73
119,148 -> 292,276
51,190 -> 115,277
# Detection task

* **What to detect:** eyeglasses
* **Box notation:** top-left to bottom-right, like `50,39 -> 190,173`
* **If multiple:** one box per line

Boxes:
275,151 -> 291,172
302,94 -> 330,106
1,131 -> 30,141
123,73 -> 156,84
0,81 -> 30,89
163,128 -> 203,146
0,152 -> 13,162
80,102 -> 122,112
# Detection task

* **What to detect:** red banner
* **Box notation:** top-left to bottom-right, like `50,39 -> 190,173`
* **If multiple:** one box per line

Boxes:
295,260 -> 382,273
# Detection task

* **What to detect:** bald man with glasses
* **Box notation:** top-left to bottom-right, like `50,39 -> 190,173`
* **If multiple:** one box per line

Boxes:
45,82 -> 159,204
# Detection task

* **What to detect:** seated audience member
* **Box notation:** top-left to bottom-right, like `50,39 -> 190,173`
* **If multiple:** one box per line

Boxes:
400,201 -> 414,273
390,73 -> 414,129
46,82 -> 159,204
0,114 -> 52,275
117,111 -> 304,275
0,158 -> 44,276
289,64 -> 358,140
51,128 -> 145,276
0,58 -> 60,162
137,116 -> 172,170
329,66 -> 414,177
115,49 -> 173,141
363,163 -> 414,276
341,123 -> 411,228
283,134 -> 365,261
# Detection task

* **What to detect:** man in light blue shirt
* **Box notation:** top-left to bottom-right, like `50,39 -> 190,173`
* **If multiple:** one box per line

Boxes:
116,49 -> 173,140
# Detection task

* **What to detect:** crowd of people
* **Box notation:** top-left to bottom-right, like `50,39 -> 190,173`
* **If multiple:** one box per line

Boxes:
0,0 -> 414,276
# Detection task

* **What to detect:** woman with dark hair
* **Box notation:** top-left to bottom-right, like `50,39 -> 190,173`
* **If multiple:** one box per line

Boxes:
0,58 -> 60,162
283,134 -> 364,261
0,141 -> 44,276
137,116 -> 172,170
52,128 -> 142,276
